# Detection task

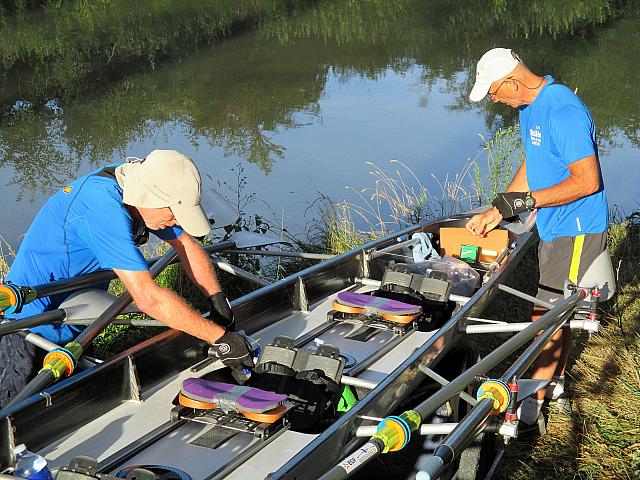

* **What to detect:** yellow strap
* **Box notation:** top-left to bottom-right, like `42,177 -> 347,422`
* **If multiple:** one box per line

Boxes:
569,234 -> 585,284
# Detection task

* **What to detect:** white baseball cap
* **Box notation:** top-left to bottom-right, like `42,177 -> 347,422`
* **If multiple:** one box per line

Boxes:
116,150 -> 211,237
469,48 -> 520,102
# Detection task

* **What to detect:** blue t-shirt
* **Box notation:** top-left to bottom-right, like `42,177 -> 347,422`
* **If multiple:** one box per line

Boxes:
5,165 -> 184,344
519,75 -> 608,242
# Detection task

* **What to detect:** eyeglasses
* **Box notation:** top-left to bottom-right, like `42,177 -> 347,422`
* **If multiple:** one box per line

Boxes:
487,76 -> 512,100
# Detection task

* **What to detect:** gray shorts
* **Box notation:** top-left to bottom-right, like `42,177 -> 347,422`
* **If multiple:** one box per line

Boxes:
536,231 -> 608,304
0,333 -> 36,408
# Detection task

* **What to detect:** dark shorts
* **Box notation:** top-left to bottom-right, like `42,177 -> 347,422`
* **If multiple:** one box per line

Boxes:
536,231 -> 608,304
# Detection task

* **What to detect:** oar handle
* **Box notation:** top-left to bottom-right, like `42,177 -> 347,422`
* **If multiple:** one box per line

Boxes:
0,284 -> 37,315
32,240 -> 235,299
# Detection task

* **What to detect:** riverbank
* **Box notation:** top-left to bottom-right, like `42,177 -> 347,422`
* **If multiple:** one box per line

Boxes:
494,214 -> 640,480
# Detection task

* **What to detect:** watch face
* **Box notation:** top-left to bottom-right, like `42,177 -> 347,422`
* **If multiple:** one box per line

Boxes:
525,196 -> 536,209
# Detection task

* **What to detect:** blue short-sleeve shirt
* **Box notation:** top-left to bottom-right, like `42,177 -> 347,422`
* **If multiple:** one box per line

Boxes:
5,165 -> 184,344
519,76 -> 608,242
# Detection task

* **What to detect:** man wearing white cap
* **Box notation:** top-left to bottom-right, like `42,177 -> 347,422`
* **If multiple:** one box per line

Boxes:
1,150 -> 251,407
466,49 -> 608,431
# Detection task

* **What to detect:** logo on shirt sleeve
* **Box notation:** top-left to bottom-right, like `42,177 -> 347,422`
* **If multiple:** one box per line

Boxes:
530,126 -> 542,147
63,185 -> 73,194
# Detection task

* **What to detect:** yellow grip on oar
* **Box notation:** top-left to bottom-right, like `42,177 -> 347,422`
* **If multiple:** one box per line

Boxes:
476,379 -> 511,415
0,283 -> 37,315
372,410 -> 422,453
40,342 -> 83,379
0,287 -> 14,313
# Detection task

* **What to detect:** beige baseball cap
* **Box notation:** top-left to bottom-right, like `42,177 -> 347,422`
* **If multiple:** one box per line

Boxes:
469,48 -> 520,102
115,150 -> 211,237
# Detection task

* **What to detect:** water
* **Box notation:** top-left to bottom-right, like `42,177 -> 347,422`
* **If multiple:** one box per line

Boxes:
1,0 -> 638,249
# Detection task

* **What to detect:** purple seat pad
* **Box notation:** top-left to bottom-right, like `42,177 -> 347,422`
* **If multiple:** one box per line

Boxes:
336,291 -> 421,315
182,378 -> 287,413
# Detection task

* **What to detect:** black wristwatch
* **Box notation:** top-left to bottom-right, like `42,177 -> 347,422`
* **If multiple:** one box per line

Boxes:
524,191 -> 536,210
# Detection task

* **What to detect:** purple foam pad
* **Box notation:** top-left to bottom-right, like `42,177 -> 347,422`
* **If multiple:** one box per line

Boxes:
182,378 -> 287,413
336,291 -> 422,315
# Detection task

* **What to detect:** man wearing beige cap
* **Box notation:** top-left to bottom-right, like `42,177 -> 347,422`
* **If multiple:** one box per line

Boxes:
466,48 -> 608,432
1,150 -> 251,407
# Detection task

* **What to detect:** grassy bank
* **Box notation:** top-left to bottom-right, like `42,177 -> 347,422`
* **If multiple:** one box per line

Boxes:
492,215 -> 640,480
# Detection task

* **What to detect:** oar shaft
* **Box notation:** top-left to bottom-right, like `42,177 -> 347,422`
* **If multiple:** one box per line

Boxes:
74,248 -> 178,349
0,309 -> 65,336
66,318 -> 164,327
8,369 -> 56,406
33,240 -> 235,299
419,306 -> 575,479
2,248 -> 180,412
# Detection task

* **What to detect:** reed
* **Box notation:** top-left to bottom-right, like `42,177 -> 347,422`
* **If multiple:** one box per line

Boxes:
320,126 -> 523,254
0,234 -> 15,279
318,159 -> 477,255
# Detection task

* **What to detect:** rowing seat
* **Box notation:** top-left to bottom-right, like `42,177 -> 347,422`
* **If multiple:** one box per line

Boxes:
332,291 -> 422,324
179,378 -> 290,423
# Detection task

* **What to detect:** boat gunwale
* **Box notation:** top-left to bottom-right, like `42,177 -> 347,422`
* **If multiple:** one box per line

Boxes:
268,225 -> 535,479
0,213 -> 534,477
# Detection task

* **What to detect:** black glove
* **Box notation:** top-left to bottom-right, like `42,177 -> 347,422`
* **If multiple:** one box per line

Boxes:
208,292 -> 234,330
208,331 -> 254,370
492,192 -> 536,218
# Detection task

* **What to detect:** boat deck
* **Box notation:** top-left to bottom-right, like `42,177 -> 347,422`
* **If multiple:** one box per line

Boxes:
41,287 -> 438,479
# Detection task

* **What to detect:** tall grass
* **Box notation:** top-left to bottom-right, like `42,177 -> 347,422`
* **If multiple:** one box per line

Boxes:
321,126 -> 523,254
472,124 -> 524,204
0,234 -> 15,279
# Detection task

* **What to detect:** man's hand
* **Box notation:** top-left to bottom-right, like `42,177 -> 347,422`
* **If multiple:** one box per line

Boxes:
492,192 -> 535,218
208,292 -> 234,330
208,331 -> 254,370
466,207 -> 504,237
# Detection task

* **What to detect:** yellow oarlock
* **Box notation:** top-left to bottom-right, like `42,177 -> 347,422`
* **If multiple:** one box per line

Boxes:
372,410 -> 421,453
40,342 -> 83,379
476,379 -> 511,415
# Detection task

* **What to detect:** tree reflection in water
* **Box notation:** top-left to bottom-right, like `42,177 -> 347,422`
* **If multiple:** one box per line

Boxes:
0,0 -> 638,199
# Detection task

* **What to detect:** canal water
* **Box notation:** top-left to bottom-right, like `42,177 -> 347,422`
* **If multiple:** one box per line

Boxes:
1,0 -> 638,248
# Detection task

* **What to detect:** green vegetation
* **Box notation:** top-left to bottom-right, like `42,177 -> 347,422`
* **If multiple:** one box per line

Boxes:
0,0 -> 309,103
321,128 -> 521,254
493,213 -> 640,480
472,125 -> 524,204
0,235 -> 15,279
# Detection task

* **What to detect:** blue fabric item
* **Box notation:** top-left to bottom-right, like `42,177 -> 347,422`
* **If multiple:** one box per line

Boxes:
519,75 -> 608,242
5,164 -> 184,344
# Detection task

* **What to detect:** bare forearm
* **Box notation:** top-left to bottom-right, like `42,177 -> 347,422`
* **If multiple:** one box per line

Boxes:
506,160 -> 529,192
142,286 -> 224,343
170,234 -> 221,295
532,155 -> 601,207
533,177 -> 595,207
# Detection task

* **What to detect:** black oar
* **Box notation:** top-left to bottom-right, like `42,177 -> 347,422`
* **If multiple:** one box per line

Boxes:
0,231 -> 286,315
3,247 -> 177,409
0,289 -> 140,337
